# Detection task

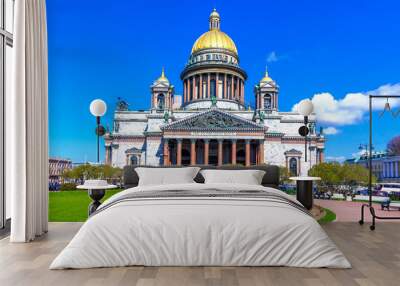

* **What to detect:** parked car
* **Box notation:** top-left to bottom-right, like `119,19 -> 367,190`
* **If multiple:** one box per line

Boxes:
279,184 -> 296,194
314,190 -> 332,200
48,182 -> 60,191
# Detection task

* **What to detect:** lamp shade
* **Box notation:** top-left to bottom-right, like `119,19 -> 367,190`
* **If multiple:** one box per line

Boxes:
297,99 -> 314,116
90,99 -> 107,117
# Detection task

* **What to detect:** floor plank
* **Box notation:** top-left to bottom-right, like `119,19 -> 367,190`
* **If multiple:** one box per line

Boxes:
0,222 -> 399,286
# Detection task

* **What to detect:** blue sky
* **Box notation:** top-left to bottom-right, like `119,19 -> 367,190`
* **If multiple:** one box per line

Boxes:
47,0 -> 400,163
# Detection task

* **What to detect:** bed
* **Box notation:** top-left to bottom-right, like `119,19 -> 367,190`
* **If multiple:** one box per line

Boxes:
50,165 -> 350,269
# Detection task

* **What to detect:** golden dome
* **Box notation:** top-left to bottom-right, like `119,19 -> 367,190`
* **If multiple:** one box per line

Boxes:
210,8 -> 220,18
260,69 -> 273,82
192,30 -> 237,55
156,67 -> 169,83
191,9 -> 238,55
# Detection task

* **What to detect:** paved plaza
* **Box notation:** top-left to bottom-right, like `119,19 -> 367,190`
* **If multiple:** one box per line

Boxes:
316,199 -> 400,222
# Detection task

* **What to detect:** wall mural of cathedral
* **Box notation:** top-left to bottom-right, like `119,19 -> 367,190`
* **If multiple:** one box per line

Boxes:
104,9 -> 325,176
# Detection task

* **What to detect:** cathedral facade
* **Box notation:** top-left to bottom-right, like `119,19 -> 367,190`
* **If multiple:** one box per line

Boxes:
104,9 -> 325,176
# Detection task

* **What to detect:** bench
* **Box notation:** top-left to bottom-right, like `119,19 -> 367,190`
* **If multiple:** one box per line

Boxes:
381,201 -> 400,211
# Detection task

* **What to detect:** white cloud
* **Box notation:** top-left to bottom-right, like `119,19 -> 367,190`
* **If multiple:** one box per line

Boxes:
267,51 -> 278,63
323,127 -> 340,135
292,83 -> 400,126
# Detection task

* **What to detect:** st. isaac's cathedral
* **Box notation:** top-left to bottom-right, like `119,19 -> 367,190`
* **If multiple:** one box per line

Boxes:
104,9 -> 325,176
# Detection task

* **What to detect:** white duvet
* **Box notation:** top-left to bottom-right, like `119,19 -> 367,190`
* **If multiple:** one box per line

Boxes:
50,183 -> 351,269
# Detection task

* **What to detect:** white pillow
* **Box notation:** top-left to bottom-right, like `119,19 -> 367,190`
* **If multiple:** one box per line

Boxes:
200,169 -> 266,185
135,167 -> 200,186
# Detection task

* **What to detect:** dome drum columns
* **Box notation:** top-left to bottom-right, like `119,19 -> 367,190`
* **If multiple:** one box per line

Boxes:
182,72 -> 245,105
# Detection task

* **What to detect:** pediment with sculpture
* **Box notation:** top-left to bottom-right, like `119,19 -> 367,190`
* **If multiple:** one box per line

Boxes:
162,109 -> 265,132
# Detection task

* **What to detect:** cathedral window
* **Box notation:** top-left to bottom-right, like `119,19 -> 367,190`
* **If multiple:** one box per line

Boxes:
264,94 -> 272,109
289,158 -> 298,176
157,93 -> 165,110
130,155 -> 139,166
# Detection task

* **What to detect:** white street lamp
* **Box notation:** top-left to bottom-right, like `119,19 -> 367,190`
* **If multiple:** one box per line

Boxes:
89,99 -> 107,163
297,99 -> 314,117
90,99 -> 107,117
297,99 -> 314,163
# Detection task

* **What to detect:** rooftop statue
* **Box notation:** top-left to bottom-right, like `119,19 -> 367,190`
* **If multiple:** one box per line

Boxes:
116,97 -> 129,111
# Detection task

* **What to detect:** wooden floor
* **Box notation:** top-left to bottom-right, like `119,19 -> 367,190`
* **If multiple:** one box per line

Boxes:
0,222 -> 399,286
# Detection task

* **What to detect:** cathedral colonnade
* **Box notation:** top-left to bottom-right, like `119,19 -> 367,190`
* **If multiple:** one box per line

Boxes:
163,138 -> 265,167
183,72 -> 245,105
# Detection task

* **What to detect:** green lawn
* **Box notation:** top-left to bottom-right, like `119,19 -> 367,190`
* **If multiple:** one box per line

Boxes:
49,190 -> 336,223
49,189 -> 122,222
318,208 -> 336,224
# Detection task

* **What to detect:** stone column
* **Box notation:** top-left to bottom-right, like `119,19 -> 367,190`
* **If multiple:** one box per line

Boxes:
190,139 -> 196,165
193,76 -> 198,100
235,76 -> 238,99
241,80 -> 244,104
258,139 -> 264,165
231,139 -> 237,165
163,139 -> 169,166
298,156 -> 301,176
204,139 -> 210,165
217,139 -> 223,166
183,80 -> 186,103
224,74 -> 227,99
319,149 -> 324,163
186,79 -> 189,102
261,93 -> 265,109
238,80 -> 241,102
207,73 -> 211,98
177,139 -> 182,166
245,140 -> 251,166
216,73 -> 219,98
231,76 -> 234,100
105,146 -> 111,165
199,74 -> 203,99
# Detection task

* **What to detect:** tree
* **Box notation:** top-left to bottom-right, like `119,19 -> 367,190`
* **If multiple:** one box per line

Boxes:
387,135 -> 400,156
308,162 -> 342,186
341,164 -> 373,186
62,164 -> 122,183
279,166 -> 291,184
308,162 -> 375,194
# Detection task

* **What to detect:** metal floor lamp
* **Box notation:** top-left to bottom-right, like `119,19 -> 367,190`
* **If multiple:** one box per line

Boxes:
359,95 -> 400,230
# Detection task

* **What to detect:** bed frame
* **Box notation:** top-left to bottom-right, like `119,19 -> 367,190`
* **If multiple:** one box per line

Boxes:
123,165 -> 280,189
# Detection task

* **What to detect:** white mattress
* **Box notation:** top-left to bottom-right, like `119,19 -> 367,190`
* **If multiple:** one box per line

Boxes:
50,183 -> 350,269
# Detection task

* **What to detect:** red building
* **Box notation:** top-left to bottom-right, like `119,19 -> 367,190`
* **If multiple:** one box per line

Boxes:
49,158 -> 72,189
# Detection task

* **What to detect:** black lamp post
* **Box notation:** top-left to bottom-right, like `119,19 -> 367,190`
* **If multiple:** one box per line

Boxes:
90,99 -> 107,163
359,95 -> 400,230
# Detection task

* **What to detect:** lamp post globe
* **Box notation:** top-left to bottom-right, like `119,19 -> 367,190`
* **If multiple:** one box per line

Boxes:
90,99 -> 107,117
297,99 -> 314,117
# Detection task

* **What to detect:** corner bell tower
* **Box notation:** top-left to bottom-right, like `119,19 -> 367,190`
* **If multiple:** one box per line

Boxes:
254,68 -> 279,112
150,67 -> 174,111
